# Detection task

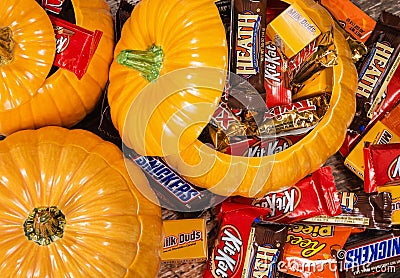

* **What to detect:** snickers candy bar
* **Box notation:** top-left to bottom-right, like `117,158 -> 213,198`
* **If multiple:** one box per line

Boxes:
231,167 -> 342,223
303,191 -> 392,230
124,148 -> 225,212
338,229 -> 400,277
364,142 -> 400,193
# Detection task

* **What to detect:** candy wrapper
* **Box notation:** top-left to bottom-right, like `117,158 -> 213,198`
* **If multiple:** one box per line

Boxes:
349,12 -> 400,134
49,15 -> 103,79
338,229 -> 400,277
242,221 -> 288,278
303,191 -> 392,230
257,94 -> 330,138
230,0 -> 266,97
204,202 -> 286,278
364,142 -> 400,193
281,224 -> 354,278
230,167 -> 342,223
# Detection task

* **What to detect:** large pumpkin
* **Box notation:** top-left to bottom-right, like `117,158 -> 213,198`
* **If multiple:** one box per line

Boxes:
108,0 -> 228,156
164,0 -> 358,197
0,127 -> 162,277
0,0 -> 114,136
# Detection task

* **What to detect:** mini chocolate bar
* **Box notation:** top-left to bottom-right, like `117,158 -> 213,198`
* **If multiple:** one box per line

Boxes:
257,94 -> 330,138
125,148 -> 225,212
303,191 -> 392,230
231,167 -> 342,223
281,224 -> 354,278
349,12 -> 400,134
345,121 -> 400,179
338,229 -> 400,277
230,0 -> 267,95
49,15 -> 103,79
364,142 -> 400,193
287,30 -> 337,91
203,202 -> 273,278
317,0 -> 375,43
378,185 -> 400,225
242,221 -> 288,278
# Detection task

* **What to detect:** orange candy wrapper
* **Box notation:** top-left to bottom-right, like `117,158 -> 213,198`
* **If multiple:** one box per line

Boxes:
281,224 -> 355,278
318,0 -> 375,43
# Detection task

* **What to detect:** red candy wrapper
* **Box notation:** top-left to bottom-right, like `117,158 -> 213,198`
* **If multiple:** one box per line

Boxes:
49,15 -> 102,79
339,64 -> 400,157
42,0 -> 64,14
230,167 -> 342,223
204,202 -> 272,278
364,142 -> 400,193
264,37 -> 292,108
225,135 -> 304,157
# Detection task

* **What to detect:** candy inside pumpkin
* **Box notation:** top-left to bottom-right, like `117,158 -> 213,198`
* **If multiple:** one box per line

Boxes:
163,0 -> 358,197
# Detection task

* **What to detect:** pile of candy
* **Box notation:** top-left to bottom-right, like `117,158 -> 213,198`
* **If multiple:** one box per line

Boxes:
85,0 -> 400,277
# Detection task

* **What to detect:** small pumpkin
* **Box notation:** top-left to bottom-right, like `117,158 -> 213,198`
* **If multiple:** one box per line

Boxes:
164,0 -> 358,197
0,126 -> 162,277
108,0 -> 228,156
0,0 -> 114,136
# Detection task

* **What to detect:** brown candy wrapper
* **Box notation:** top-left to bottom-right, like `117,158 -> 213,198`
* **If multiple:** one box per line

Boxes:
349,12 -> 400,134
303,191 -> 392,230
242,221 -> 288,278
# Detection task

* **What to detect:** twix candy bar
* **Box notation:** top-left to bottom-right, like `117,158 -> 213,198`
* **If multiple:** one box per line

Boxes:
364,142 -> 400,193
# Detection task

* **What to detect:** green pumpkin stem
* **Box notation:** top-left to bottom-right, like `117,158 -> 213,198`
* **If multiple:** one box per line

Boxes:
0,26 -> 15,66
23,206 -> 66,246
116,45 -> 164,82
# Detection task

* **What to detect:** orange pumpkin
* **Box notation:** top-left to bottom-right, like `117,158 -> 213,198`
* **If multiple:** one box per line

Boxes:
0,127 -> 162,277
0,0 -> 114,136
108,0 -> 228,156
164,0 -> 358,197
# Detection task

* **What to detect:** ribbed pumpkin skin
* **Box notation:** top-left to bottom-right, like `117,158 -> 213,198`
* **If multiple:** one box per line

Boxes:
165,0 -> 358,197
0,127 -> 162,277
108,0 -> 228,156
0,0 -> 114,136
0,0 -> 55,112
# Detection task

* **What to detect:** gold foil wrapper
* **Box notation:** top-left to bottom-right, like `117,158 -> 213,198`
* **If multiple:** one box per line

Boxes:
289,30 -> 338,92
257,94 -> 330,138
205,95 -> 330,151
